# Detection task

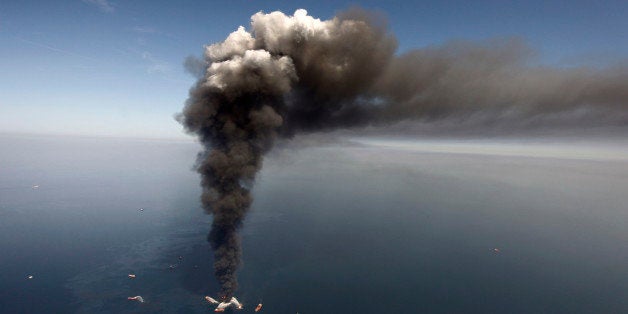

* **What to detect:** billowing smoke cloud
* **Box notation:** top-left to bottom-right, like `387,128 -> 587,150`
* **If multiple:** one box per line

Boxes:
375,39 -> 628,125
179,8 -> 627,297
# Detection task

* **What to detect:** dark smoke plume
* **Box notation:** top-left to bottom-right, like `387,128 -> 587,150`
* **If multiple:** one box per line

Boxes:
179,8 -> 628,297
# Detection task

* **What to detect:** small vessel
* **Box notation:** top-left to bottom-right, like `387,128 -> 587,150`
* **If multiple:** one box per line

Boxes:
128,296 -> 145,303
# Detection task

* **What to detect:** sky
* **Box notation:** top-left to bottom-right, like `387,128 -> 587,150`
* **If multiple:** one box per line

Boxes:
0,0 -> 627,139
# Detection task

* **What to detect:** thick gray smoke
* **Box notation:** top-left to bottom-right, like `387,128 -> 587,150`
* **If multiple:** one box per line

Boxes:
179,8 -> 627,297
375,39 -> 628,124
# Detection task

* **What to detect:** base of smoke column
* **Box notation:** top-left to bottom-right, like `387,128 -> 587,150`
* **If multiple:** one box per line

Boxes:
206,296 -> 243,312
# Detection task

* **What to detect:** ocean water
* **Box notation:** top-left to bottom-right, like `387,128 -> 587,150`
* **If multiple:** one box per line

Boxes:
1,134 -> 627,313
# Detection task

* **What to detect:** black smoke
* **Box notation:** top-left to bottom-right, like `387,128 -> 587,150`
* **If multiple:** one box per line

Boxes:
179,8 -> 627,298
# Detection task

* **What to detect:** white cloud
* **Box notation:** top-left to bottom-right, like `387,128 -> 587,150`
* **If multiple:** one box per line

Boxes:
141,51 -> 171,74
82,0 -> 114,13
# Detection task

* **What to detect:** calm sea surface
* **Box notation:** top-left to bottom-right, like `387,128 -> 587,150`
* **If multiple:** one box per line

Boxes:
1,134 -> 627,313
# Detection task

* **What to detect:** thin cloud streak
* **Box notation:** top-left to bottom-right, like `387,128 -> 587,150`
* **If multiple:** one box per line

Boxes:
17,37 -> 98,61
82,0 -> 115,13
132,26 -> 158,34
141,51 -> 172,74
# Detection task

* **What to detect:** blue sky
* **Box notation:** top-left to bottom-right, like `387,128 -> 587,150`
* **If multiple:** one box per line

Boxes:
1,0 -> 626,139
